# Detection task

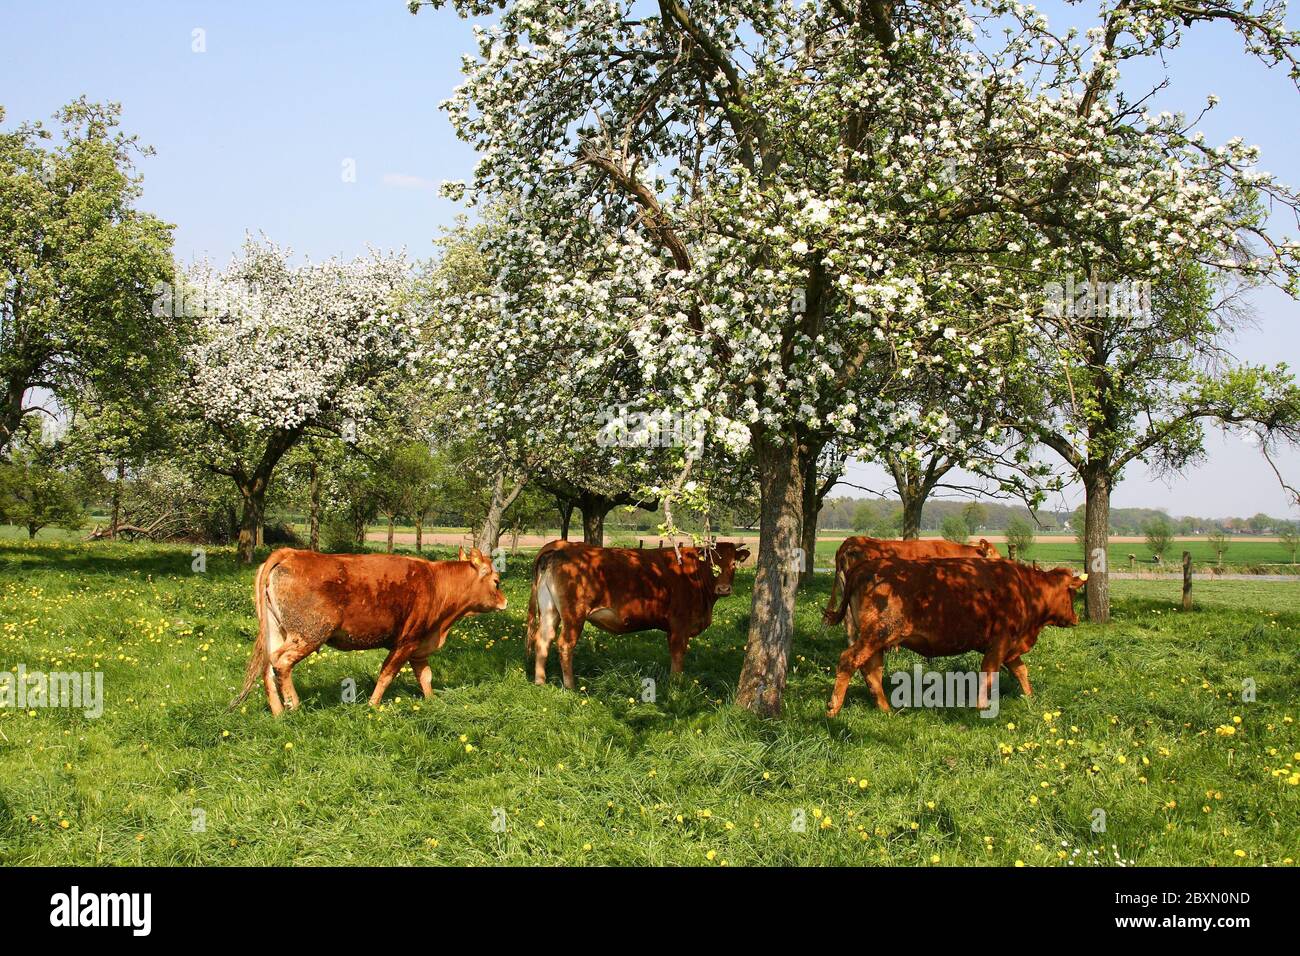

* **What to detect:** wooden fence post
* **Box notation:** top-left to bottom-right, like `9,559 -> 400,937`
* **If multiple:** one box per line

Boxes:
1008,542 -> 1017,562
1182,551 -> 1193,610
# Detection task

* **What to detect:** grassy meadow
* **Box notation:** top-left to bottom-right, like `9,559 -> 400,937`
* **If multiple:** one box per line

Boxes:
0,538 -> 1297,866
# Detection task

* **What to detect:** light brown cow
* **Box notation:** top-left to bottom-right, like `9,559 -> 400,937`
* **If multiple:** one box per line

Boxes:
525,540 -> 749,688
825,557 -> 1085,716
231,547 -> 507,714
822,535 -> 997,624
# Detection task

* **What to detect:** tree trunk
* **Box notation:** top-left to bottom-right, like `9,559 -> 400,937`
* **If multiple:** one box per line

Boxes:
798,454 -> 820,586
558,501 -> 573,540
888,457 -> 927,540
415,513 -> 424,553
581,503 -> 607,546
386,515 -> 395,553
237,486 -> 266,564
0,375 -> 28,457
219,426 -> 302,563
1082,465 -> 1112,623
735,435 -> 805,716
899,493 -> 924,539
110,457 -> 125,540
308,461 -> 321,551
28,523 -> 38,539
476,471 -> 524,554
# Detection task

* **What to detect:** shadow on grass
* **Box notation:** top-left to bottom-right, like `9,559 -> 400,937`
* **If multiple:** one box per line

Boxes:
0,540 -> 249,582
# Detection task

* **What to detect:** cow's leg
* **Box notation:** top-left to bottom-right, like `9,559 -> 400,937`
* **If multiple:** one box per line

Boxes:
533,634 -> 550,685
829,634 -> 887,717
262,668 -> 284,716
827,650 -> 857,718
828,602 -> 865,717
859,649 -> 888,711
978,649 -> 1002,710
668,629 -> 688,678
531,574 -> 562,686
557,616 -> 583,691
409,656 -> 435,698
370,646 -> 415,706
271,634 -> 319,711
1004,654 -> 1033,697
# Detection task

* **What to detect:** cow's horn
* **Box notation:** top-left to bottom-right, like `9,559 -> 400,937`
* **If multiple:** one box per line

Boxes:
1078,573 -> 1088,581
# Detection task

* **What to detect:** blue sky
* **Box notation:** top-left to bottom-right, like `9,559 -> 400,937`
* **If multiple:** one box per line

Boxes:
3,0 -> 1298,518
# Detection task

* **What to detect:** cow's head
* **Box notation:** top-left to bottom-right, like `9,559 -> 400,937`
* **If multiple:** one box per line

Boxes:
976,538 -> 996,557
1047,568 -> 1087,626
462,547 -> 508,611
708,542 -> 751,597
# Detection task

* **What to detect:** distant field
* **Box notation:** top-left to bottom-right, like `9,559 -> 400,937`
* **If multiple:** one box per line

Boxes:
8,523 -> 1297,574
1,539 -> 1295,866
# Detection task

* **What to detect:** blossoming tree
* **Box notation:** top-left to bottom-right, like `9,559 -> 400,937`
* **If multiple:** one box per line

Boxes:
419,0 -> 1300,714
175,238 -> 417,562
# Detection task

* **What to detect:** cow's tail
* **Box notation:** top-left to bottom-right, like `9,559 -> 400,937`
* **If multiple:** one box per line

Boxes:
525,568 -> 540,660
229,551 -> 284,710
822,563 -> 844,626
823,563 -> 871,628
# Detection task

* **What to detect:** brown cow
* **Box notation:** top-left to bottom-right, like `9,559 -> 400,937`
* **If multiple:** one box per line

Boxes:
822,536 -> 996,624
525,540 -> 749,688
231,547 -> 507,714
825,557 -> 1085,716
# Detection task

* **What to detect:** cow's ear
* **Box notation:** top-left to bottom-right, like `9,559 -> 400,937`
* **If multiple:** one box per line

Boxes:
1069,574 -> 1087,589
736,547 -> 751,563
458,546 -> 466,561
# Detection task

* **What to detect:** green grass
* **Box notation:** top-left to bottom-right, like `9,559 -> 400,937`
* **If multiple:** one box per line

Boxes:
0,539 -> 1296,866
